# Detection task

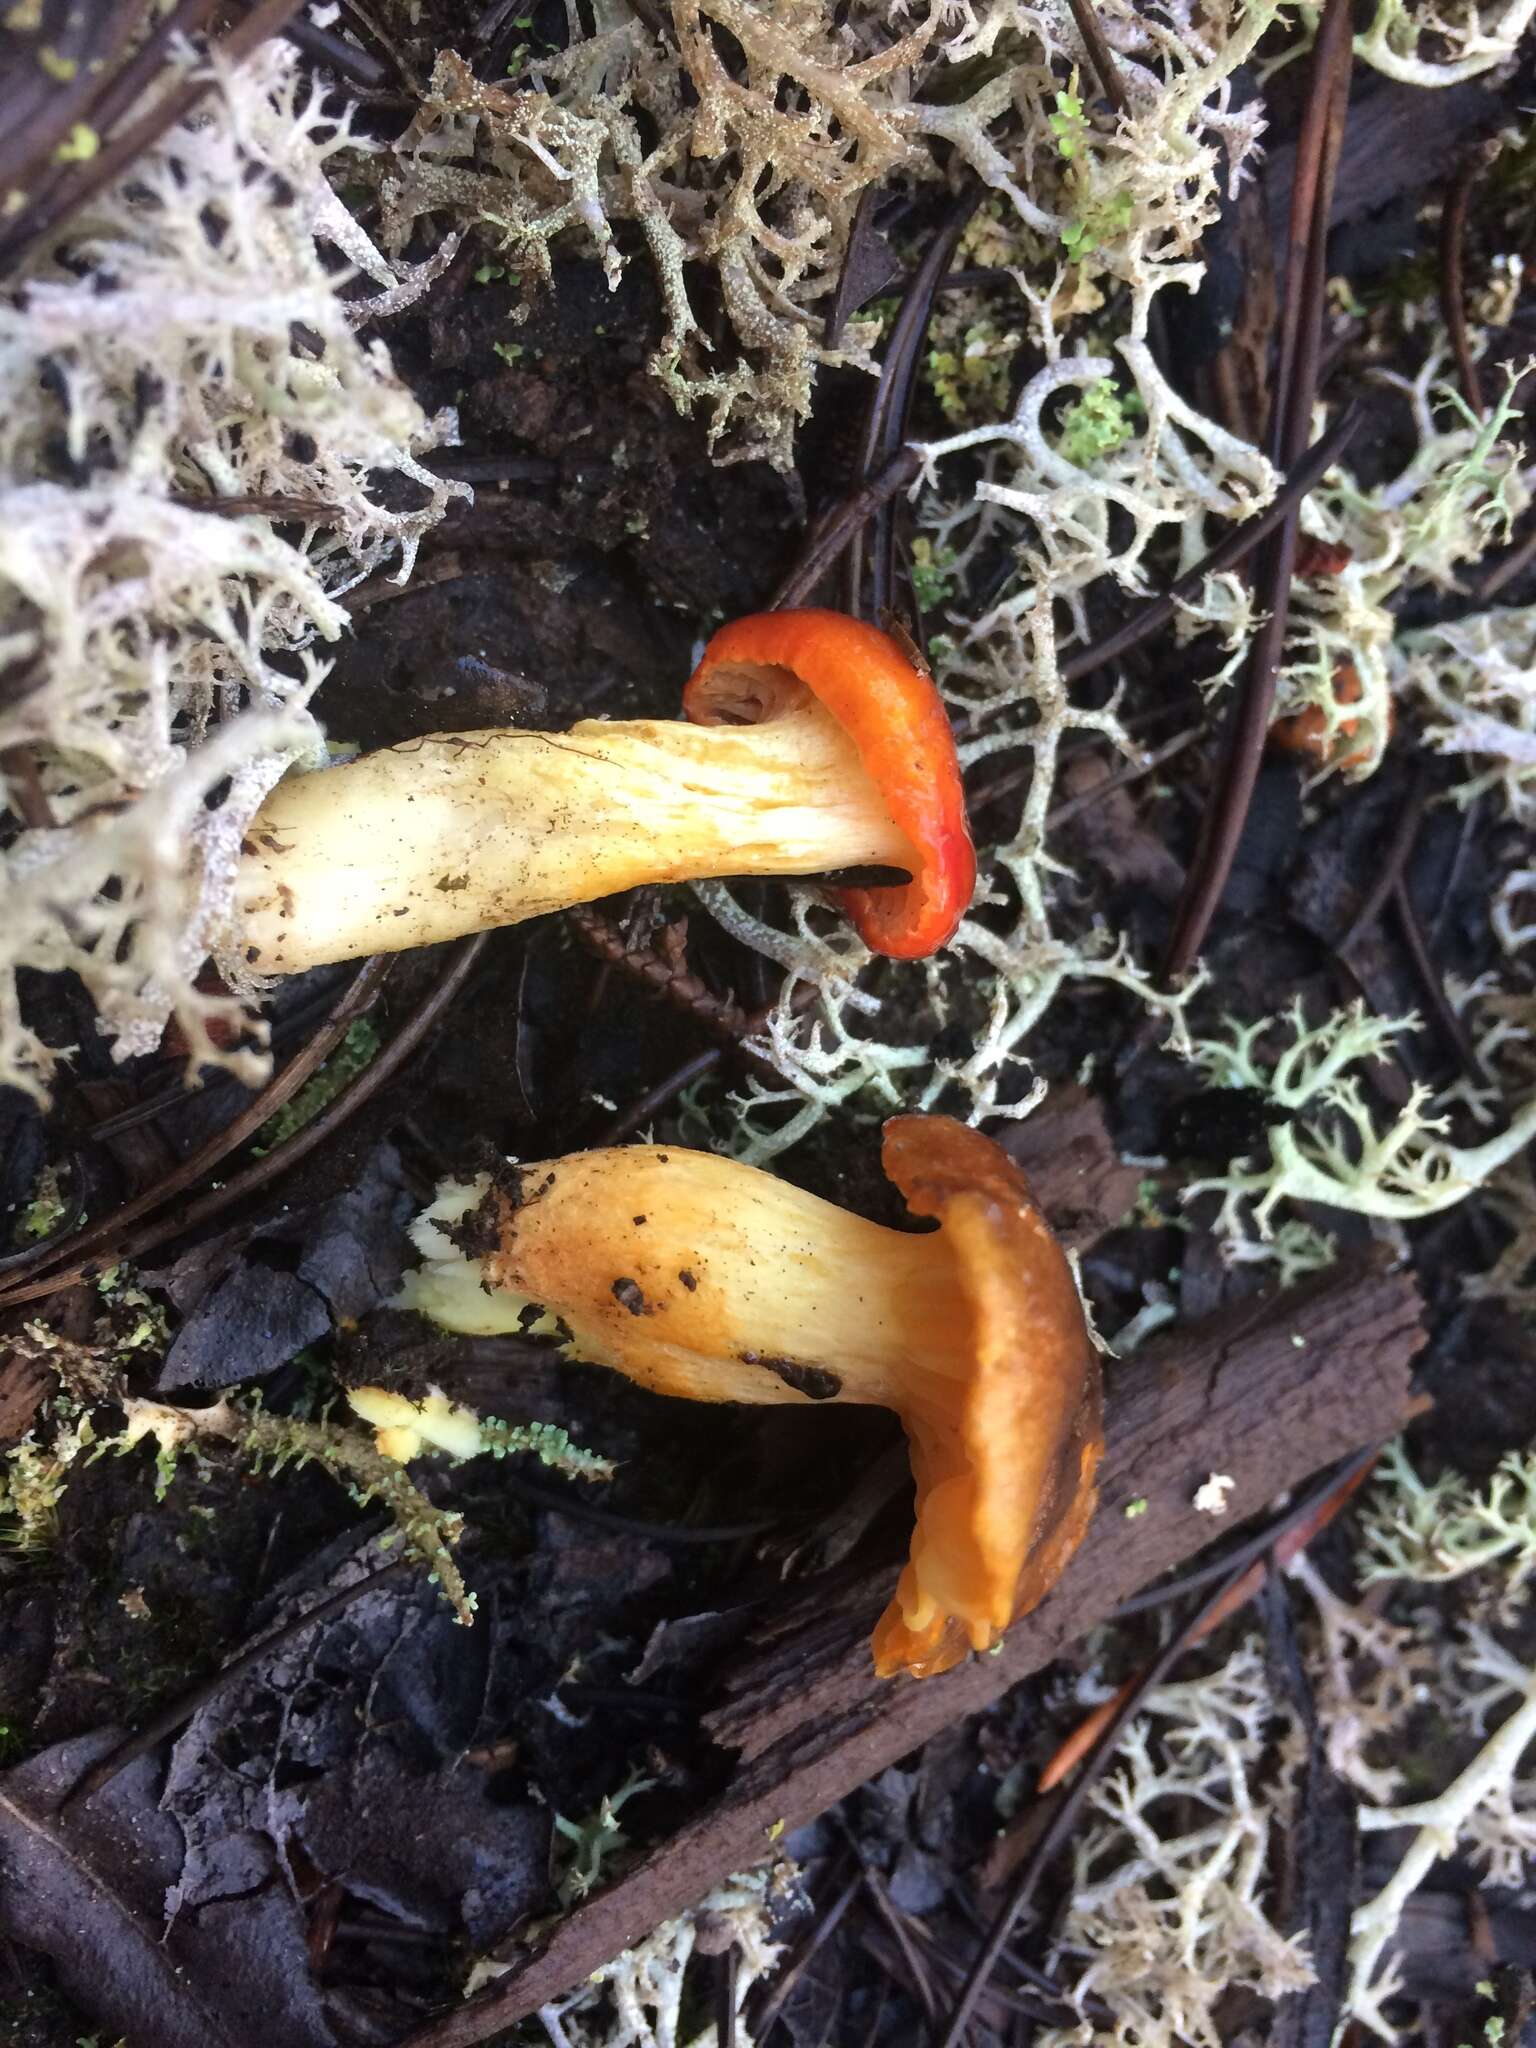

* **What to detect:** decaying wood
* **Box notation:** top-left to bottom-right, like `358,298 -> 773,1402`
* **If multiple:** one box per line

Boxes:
398,1252 -> 1424,2047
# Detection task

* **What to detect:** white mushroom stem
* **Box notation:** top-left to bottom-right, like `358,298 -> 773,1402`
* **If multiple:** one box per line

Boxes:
234,705 -> 914,975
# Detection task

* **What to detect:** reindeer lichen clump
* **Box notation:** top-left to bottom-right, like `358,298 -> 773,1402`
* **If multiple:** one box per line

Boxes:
0,42 -> 464,1102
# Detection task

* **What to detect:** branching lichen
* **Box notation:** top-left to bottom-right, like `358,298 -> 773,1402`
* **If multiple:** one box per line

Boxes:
1184,1000 -> 1536,1246
0,40 -> 464,1100
1358,1438 -> 1536,1608
1040,1642 -> 1315,2048
513,1862 -> 796,2048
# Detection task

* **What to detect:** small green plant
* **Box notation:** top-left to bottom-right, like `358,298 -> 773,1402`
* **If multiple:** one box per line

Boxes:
14,1162 -> 68,1244
1048,84 -> 1088,160
553,1768 -> 655,1906
1058,379 -> 1142,465
909,537 -> 959,611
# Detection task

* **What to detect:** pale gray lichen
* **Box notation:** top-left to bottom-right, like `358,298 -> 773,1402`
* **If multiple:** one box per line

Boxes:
1397,601 -> 1536,822
1358,1437 -> 1536,1609
1038,1641 -> 1315,2048
468,1861 -> 797,2048
1290,1447 -> 1536,2039
1351,0 -> 1536,84
1269,363 -> 1528,786
0,39 -> 465,1101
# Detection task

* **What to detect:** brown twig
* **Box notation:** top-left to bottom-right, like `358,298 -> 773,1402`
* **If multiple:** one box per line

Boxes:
1439,145 -> 1498,417
62,1559 -> 410,1809
751,1864 -> 861,2039
170,493 -> 346,523
1475,519 -> 1536,601
715,1946 -> 739,2048
280,11 -> 389,89
0,957 -> 392,1297
0,938 -> 483,1306
1391,876 -> 1492,1091
1063,0 -> 1131,116
844,190 -> 981,622
770,449 -> 923,611
1336,770 -> 1430,957
0,0 -> 309,276
1159,0 -> 1354,986
592,1049 -> 725,1148
0,745 -> 56,829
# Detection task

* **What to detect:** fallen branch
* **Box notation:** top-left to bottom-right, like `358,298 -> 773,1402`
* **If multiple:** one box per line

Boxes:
397,1251 -> 1424,2047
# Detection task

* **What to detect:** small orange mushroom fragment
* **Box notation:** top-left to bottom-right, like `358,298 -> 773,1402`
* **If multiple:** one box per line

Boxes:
369,1114 -> 1102,1680
1269,659 -> 1392,774
233,610 -> 972,974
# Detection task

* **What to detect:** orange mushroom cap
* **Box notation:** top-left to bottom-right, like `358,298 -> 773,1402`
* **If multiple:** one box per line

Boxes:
684,609 -> 976,959
872,1116 -> 1103,1679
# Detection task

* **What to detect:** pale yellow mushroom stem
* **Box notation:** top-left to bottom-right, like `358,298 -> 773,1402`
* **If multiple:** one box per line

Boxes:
235,704 -> 913,975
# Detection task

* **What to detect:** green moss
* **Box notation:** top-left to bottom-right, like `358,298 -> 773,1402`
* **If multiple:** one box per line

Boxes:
909,537 -> 959,611
251,1018 -> 379,1154
1058,379 -> 1143,465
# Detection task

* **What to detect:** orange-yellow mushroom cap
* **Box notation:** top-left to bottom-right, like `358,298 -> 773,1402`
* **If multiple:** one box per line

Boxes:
382,1113 -> 1101,1680
871,1116 -> 1103,1679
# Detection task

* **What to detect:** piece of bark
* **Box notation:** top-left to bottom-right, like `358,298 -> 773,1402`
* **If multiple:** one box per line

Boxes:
1000,1083 -> 1142,1253
396,1252 -> 1424,2048
1263,76 -> 1503,243
0,1345 -> 52,1445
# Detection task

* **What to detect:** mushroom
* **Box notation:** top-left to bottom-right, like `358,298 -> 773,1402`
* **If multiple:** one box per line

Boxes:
361,1114 -> 1102,1679
1269,658 -> 1390,773
234,609 -> 975,973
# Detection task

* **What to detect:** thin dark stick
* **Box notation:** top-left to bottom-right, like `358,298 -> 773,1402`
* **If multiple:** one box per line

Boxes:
716,1946 -> 739,2048
846,191 -> 980,621
1336,770 -> 1429,956
770,448 -> 922,610
1440,147 -> 1494,416
1476,519 -> 1536,600
1110,1444 -> 1382,1618
1391,876 -> 1491,1090
1064,0 -> 1131,115
855,1865 -> 940,2027
1060,407 -> 1361,686
970,725 -> 1199,826
63,1559 -> 409,1808
0,938 -> 482,1306
935,1551 -> 1271,2048
0,957 -> 391,1298
281,9 -> 390,88
1158,0 -> 1353,986
0,0 -> 151,194
171,493 -> 345,522
1432,795 -> 1481,948
593,1048 -> 722,1147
